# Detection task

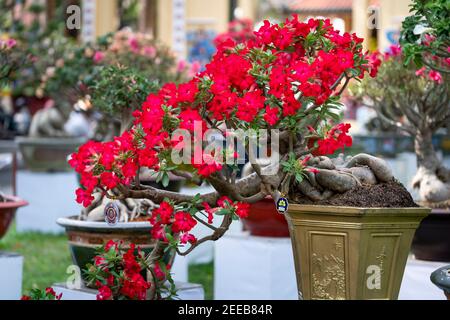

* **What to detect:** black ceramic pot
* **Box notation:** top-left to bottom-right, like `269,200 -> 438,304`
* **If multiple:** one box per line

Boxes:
411,209 -> 450,262
57,216 -> 174,284
430,265 -> 450,300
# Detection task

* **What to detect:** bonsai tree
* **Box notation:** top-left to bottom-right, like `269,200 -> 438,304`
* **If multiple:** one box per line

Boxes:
28,40 -> 98,138
69,16 -> 396,299
92,29 -> 191,85
74,31 -> 196,220
79,64 -> 160,221
35,28 -> 190,139
400,0 -> 449,74
86,64 -> 159,139
350,47 -> 449,204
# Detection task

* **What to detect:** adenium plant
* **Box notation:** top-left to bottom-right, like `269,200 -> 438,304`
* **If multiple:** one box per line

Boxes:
84,240 -> 176,300
70,16 -> 385,299
350,45 -> 449,204
400,0 -> 449,74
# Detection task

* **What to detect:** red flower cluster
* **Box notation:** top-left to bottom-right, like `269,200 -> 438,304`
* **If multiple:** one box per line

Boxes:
70,134 -> 139,207
150,201 -> 197,245
315,123 -> 353,156
70,15 -> 376,207
202,196 -> 251,222
89,241 -> 151,301
217,196 -> 251,219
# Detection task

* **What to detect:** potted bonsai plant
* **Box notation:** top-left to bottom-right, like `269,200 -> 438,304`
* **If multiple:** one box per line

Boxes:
400,0 -> 450,262
57,32 -> 192,278
57,64 -> 163,278
15,36 -> 96,172
67,16 -> 429,300
351,4 -> 449,261
0,36 -> 28,238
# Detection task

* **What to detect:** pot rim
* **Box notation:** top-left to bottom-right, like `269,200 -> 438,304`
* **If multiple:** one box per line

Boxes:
0,195 -> 28,209
15,136 -> 87,146
56,215 -> 152,230
288,203 -> 431,217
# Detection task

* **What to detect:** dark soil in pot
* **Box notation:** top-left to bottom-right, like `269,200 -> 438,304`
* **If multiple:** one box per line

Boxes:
290,180 -> 418,208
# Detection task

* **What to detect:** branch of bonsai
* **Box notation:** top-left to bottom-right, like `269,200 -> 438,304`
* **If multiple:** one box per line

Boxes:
423,58 -> 450,74
193,214 -> 218,231
145,241 -> 167,300
134,167 -> 141,189
374,105 -> 416,135
117,184 -> 219,206
177,215 -> 233,256
172,170 -> 202,185
330,72 -> 346,91
336,75 -> 351,96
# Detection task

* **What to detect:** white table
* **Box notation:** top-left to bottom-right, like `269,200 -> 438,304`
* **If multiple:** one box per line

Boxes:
399,257 -> 448,300
214,232 -> 448,300
16,170 -> 81,233
0,252 -> 23,300
214,232 -> 298,300
52,281 -> 204,300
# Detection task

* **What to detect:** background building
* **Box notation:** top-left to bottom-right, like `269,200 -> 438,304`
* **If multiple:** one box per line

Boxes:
17,0 -> 414,55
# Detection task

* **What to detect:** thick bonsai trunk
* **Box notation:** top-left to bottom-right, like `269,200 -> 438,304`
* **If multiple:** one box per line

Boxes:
120,108 -> 133,135
412,130 -> 450,203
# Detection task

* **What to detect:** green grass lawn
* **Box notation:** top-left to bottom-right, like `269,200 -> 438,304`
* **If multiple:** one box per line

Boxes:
0,225 -> 72,293
0,224 -> 214,299
189,262 -> 214,300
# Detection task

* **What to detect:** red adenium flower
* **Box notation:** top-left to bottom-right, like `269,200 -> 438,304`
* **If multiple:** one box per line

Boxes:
316,123 -> 353,156
202,202 -> 215,224
120,272 -> 150,300
235,202 -> 250,219
172,212 -> 197,233
96,284 -> 113,300
151,201 -> 174,225
75,188 -> 94,207
180,232 -> 197,244
105,240 -> 119,252
100,172 -> 119,189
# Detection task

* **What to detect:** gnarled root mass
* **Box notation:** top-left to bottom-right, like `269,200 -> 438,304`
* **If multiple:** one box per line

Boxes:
412,166 -> 450,205
81,190 -> 156,222
290,153 -> 400,205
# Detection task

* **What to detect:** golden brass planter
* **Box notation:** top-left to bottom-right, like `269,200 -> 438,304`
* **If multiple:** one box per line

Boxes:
285,204 -> 430,300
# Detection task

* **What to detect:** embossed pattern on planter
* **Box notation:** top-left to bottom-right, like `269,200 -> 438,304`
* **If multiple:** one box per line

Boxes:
309,232 -> 348,300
